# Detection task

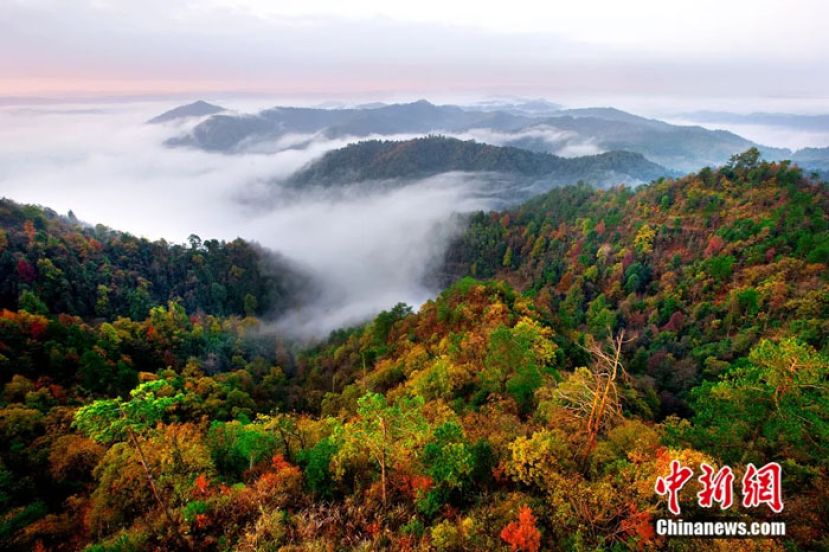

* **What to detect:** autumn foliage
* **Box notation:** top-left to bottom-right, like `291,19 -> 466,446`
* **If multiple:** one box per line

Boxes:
500,506 -> 541,552
0,157 -> 827,550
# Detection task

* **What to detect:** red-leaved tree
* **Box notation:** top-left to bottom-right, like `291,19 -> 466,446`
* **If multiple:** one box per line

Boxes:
500,505 -> 541,552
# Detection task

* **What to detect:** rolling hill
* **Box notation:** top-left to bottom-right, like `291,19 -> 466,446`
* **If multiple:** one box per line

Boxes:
286,136 -> 674,188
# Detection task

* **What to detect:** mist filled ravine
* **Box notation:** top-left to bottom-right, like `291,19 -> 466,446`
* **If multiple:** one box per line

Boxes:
0,102 -> 512,338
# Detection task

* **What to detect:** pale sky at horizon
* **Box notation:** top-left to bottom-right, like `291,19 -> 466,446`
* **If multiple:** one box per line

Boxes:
1,0 -> 827,106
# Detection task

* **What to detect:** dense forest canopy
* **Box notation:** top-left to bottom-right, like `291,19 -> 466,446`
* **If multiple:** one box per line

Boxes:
443,152 -> 829,415
1,152 -> 828,551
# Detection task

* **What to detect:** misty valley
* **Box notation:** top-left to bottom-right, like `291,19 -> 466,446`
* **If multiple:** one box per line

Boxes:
1,98 -> 828,551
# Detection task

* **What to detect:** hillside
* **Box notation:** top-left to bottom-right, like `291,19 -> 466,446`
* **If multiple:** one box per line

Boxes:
167,100 -> 499,152
287,136 -> 673,188
508,116 -> 782,172
443,152 -> 829,414
681,110 -> 829,131
0,199 -> 309,319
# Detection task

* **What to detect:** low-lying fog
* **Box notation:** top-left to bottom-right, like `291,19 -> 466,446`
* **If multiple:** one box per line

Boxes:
662,118 -> 829,151
0,101 -> 500,338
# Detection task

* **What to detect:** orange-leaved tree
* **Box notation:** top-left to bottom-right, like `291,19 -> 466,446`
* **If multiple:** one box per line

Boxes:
500,505 -> 541,552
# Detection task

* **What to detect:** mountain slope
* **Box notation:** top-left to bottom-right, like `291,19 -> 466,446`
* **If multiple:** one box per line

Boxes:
287,136 -> 673,188
288,156 -> 829,549
792,146 -> 829,174
166,100 -> 522,151
442,156 -> 829,411
681,110 -> 829,131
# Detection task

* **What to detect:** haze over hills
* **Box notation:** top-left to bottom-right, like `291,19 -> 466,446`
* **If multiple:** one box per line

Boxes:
157,99 -> 821,173
679,110 -> 829,131
286,136 -> 673,190
791,147 -> 829,176
460,97 -> 563,116
165,100 -> 516,151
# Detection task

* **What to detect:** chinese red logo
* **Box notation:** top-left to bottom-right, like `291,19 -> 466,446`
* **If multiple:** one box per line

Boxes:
655,460 -> 783,515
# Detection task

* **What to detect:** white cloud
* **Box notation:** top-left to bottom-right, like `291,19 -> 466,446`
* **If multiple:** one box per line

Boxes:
661,117 -> 829,151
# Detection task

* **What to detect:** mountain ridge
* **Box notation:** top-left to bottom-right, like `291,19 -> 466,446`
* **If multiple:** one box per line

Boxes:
286,136 -> 674,188
158,99 -> 805,172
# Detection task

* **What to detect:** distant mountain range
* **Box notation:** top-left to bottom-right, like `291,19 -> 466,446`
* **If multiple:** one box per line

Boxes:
287,136 -> 674,189
152,99 -> 829,173
166,100 -> 513,151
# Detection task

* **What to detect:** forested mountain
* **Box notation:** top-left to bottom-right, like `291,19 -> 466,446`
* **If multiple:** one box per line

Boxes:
442,151 -> 829,414
0,199 -> 309,319
158,99 -> 809,173
286,136 -> 673,188
0,152 -> 827,551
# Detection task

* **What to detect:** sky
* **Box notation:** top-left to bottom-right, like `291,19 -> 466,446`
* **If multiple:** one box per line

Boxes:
2,0 -> 827,105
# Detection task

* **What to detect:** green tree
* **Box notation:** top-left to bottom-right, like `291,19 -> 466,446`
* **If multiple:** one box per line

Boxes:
18,290 -> 47,315
332,392 -> 428,507
297,437 -> 339,498
243,293 -> 258,316
586,294 -> 616,338
207,420 -> 277,478
418,421 -> 475,514
73,379 -> 189,548
680,338 -> 829,466
727,147 -> 762,171
483,320 -> 556,413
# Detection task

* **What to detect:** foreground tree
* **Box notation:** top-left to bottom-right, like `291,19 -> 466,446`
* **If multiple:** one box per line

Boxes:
681,338 -> 829,466
73,379 -> 189,548
332,392 -> 429,507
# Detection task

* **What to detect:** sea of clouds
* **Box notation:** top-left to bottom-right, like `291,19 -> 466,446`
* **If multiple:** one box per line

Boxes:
0,100 -> 501,339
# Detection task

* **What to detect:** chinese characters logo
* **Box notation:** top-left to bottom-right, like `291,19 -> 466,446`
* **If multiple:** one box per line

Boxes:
655,460 -> 783,515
